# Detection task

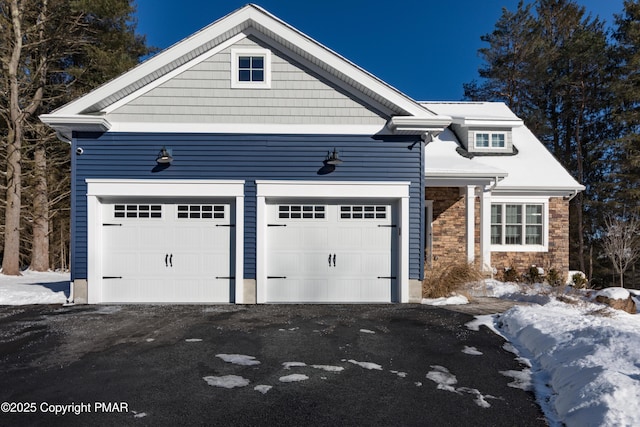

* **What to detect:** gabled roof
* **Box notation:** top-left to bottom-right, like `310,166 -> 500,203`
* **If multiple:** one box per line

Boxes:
424,102 -> 584,196
41,4 -> 450,139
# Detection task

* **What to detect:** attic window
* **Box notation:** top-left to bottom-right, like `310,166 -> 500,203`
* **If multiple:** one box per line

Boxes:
231,49 -> 271,89
475,132 -> 506,149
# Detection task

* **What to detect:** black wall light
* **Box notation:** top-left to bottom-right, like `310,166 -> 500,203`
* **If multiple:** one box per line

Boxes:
325,148 -> 343,165
156,146 -> 173,164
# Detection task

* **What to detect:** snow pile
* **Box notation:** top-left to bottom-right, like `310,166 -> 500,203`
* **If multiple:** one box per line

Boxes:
487,282 -> 640,427
498,301 -> 640,426
0,270 -> 69,305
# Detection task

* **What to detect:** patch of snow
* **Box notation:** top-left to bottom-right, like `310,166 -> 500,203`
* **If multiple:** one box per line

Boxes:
203,375 -> 250,389
421,295 -> 469,306
185,338 -> 202,342
462,346 -> 483,356
595,287 -> 630,301
390,370 -> 407,378
145,338 -> 155,343
279,374 -> 309,383
311,365 -> 344,372
415,382 -> 422,387
216,354 -> 261,366
359,329 -> 375,334
426,365 -> 460,394
0,270 -> 69,305
254,385 -> 272,394
426,365 -> 497,408
132,411 -> 147,418
500,369 -> 533,391
282,361 -> 307,369
348,359 -> 383,370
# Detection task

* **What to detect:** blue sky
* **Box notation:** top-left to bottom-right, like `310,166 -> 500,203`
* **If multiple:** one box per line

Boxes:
135,1 -> 624,101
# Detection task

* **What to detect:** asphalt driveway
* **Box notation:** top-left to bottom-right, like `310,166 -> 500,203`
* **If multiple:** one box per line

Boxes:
0,304 -> 545,426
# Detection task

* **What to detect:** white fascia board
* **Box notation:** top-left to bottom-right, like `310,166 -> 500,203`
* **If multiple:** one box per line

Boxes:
493,186 -> 585,198
256,180 -> 410,199
451,117 -> 524,127
425,176 -> 500,187
108,122 -> 387,136
387,116 -> 453,134
39,114 -> 111,140
86,179 -> 245,198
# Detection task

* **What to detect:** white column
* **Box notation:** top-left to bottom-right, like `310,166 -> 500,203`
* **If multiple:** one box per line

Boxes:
479,186 -> 492,272
465,185 -> 475,264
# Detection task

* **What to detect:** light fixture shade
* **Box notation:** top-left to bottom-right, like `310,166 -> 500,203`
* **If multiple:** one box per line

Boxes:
326,148 -> 343,165
156,146 -> 173,164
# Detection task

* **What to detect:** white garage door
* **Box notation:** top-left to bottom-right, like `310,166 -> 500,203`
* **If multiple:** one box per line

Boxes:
266,202 -> 396,303
101,201 -> 233,303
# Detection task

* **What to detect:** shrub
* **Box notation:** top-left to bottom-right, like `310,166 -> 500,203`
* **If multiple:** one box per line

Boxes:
501,266 -> 519,283
523,265 -> 543,284
571,272 -> 588,289
423,261 -> 484,298
546,268 -> 564,287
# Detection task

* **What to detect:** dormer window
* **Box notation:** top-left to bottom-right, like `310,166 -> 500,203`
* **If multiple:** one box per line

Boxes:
231,49 -> 271,89
475,132 -> 506,149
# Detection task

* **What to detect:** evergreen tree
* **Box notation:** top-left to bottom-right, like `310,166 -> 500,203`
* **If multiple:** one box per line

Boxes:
464,0 -> 614,277
612,0 -> 640,212
0,0 -> 152,274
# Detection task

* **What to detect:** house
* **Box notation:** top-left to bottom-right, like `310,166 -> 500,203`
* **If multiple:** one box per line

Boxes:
40,5 -> 582,304
421,102 -> 583,277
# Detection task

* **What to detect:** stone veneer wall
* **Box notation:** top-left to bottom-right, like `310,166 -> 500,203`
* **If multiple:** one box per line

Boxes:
426,187 -> 570,280
427,187 -> 466,268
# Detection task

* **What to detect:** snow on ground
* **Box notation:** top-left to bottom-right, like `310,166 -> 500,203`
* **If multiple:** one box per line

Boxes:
0,270 -> 69,305
216,354 -> 261,366
279,374 -> 309,383
421,294 -> 469,306
347,359 -> 383,371
473,280 -> 640,427
2,270 -> 639,426
203,375 -> 250,389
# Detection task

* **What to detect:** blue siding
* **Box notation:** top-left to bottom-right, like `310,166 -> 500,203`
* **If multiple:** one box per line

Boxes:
72,133 -> 424,281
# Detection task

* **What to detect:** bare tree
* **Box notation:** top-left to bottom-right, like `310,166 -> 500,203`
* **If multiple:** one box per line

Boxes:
602,214 -> 640,288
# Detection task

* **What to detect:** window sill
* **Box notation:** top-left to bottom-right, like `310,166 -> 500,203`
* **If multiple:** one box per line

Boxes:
491,244 -> 548,253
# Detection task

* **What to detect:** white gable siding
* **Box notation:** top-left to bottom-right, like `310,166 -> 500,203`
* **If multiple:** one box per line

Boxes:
108,37 -> 386,126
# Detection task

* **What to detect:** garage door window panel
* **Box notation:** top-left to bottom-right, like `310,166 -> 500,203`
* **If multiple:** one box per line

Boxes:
114,204 -> 162,219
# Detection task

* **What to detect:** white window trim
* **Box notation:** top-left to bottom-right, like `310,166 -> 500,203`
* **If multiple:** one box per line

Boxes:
474,131 -> 507,149
490,197 -> 549,252
231,48 -> 271,89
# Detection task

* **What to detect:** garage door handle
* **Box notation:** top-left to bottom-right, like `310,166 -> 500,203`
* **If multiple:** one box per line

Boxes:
328,254 -> 336,267
165,254 -> 168,267
169,254 -> 173,267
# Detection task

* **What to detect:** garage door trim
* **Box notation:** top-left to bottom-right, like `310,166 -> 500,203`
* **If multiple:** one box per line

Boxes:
256,181 -> 410,303
86,179 -> 245,304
